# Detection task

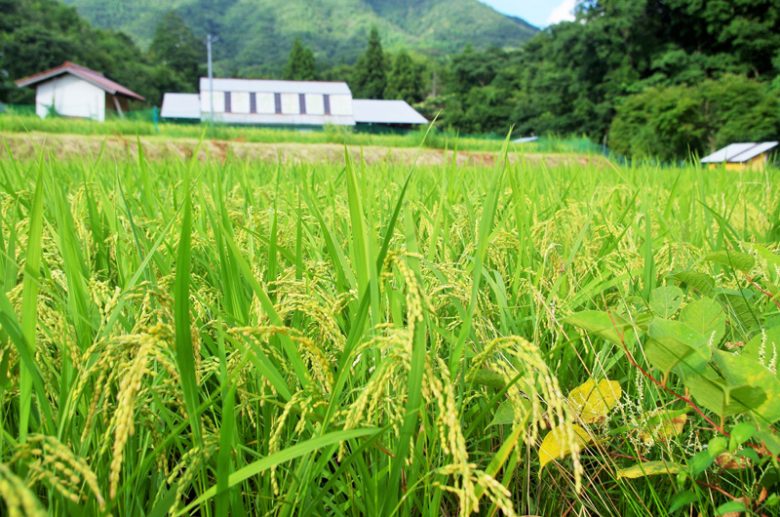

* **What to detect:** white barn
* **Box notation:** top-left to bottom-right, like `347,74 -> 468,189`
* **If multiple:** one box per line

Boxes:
199,78 -> 355,126
161,78 -> 428,129
16,62 -> 144,122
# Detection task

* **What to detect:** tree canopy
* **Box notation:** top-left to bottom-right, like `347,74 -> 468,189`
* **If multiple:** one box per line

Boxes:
284,38 -> 316,81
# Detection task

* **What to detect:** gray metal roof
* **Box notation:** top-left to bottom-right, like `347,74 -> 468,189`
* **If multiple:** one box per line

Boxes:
352,99 -> 427,125
160,93 -> 201,119
701,141 -> 778,163
199,78 -> 352,95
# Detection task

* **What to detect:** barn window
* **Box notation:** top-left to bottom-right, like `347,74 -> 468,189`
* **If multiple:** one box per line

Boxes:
323,95 -> 331,115
274,93 -> 282,114
224,92 -> 232,113
250,93 -> 257,114
299,94 -> 306,114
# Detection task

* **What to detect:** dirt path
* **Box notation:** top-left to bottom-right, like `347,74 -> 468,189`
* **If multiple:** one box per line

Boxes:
0,131 -> 613,168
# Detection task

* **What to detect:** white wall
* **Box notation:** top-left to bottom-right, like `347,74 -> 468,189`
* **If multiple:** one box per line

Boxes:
199,87 -> 356,126
36,75 -> 105,121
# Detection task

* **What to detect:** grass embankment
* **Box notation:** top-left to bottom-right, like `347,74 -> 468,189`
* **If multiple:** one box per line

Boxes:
0,148 -> 778,516
0,111 -> 601,154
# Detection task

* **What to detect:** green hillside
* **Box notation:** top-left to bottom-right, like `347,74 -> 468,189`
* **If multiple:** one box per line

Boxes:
61,0 -> 537,74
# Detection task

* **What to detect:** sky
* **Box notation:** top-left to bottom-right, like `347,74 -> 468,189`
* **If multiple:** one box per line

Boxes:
479,0 -> 577,28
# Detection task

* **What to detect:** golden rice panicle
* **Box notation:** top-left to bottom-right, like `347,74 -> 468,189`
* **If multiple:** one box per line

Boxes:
108,325 -> 165,499
0,463 -> 46,517
13,435 -> 105,510
468,336 -> 584,492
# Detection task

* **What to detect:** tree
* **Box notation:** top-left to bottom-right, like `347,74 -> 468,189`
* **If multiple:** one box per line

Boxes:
385,50 -> 424,102
284,38 -> 316,81
352,27 -> 387,99
148,11 -> 203,90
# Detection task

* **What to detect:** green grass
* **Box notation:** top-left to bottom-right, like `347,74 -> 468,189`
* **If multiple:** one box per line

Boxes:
0,144 -> 778,516
0,110 -> 602,154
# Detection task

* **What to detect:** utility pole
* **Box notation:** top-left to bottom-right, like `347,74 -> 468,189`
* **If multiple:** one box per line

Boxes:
207,34 -> 214,123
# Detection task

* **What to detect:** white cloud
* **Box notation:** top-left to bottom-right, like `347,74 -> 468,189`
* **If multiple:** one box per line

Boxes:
547,0 -> 577,25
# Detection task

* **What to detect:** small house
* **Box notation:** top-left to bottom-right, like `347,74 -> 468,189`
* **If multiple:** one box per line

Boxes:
15,61 -> 144,122
701,142 -> 778,171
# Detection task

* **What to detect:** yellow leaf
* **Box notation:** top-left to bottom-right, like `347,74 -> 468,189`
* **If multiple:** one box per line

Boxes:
568,379 -> 622,423
539,424 -> 592,470
617,461 -> 683,479
637,410 -> 687,445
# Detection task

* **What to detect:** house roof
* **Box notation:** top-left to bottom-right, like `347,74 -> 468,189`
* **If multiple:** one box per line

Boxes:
352,99 -> 428,125
15,61 -> 145,101
161,93 -> 201,119
200,78 -> 352,95
701,142 -> 778,163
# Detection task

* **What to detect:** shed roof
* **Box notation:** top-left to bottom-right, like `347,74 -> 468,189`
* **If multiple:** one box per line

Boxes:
15,61 -> 145,101
701,142 -> 778,163
161,93 -> 201,119
200,78 -> 352,95
352,99 -> 428,125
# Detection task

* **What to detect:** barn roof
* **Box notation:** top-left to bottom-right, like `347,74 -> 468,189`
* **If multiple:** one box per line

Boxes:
200,78 -> 352,95
701,142 -> 778,163
352,99 -> 428,125
15,61 -> 145,101
161,93 -> 201,119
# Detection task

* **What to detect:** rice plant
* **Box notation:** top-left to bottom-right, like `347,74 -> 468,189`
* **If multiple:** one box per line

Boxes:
0,146 -> 778,516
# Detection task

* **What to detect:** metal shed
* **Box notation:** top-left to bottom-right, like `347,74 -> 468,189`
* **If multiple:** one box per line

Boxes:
701,142 -> 778,170
352,99 -> 428,127
15,61 -> 144,122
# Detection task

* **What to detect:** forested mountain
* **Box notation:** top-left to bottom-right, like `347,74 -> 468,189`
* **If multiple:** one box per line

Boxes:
60,0 -> 537,75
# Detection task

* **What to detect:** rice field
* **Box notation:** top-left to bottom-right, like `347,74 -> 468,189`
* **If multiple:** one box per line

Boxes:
0,143 -> 779,516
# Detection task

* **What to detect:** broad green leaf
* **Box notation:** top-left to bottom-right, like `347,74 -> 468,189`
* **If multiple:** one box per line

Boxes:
539,424 -> 591,471
741,327 -> 780,379
489,401 -> 515,427
567,379 -> 621,423
565,310 -> 639,347
705,250 -> 755,272
668,490 -> 698,513
713,350 -> 780,423
752,243 -> 780,269
680,297 -> 726,346
617,461 -> 683,479
645,319 -> 711,375
715,501 -> 746,516
681,365 -> 730,417
489,399 -> 532,427
670,271 -> 715,296
650,286 -> 683,318
689,450 -> 714,476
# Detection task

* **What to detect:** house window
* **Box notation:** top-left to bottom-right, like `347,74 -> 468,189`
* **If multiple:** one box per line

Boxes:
274,93 -> 282,114
299,94 -> 306,114
224,92 -> 232,113
250,93 -> 257,114
323,95 -> 331,115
